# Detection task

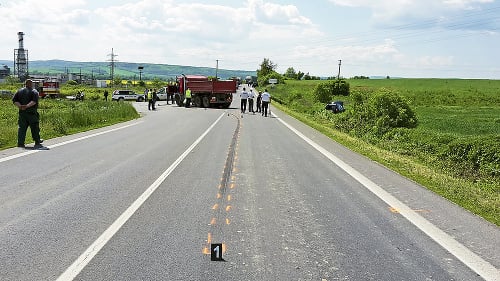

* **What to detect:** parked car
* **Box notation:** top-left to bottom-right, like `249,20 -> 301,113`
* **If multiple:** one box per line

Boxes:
155,87 -> 168,101
112,90 -> 144,102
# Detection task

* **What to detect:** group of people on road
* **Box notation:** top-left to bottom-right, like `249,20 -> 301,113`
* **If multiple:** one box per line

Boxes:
240,87 -> 271,117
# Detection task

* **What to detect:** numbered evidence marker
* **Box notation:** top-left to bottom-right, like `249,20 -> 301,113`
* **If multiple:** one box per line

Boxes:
211,243 -> 224,261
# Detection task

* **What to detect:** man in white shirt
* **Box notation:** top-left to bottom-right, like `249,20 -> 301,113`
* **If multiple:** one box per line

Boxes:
240,87 -> 249,114
261,89 -> 271,117
248,89 -> 255,114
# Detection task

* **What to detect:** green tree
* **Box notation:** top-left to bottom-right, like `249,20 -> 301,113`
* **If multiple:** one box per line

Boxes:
257,58 -> 277,77
284,67 -> 297,79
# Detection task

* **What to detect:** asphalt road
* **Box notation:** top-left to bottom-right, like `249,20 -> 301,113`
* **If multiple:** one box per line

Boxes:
0,88 -> 498,281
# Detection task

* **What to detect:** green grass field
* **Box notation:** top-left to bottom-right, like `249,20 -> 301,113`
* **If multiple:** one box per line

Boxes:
0,97 -> 139,149
266,78 -> 500,225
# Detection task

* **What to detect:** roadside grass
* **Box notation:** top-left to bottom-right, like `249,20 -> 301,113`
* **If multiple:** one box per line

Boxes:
0,98 -> 139,149
267,79 -> 500,226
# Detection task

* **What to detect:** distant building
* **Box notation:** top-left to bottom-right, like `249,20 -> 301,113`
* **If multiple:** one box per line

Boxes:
0,65 -> 11,79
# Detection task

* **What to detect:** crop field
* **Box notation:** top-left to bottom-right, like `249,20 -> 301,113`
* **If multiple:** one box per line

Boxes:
267,78 -> 500,225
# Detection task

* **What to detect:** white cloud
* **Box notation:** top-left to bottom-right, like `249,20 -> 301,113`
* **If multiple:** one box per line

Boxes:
248,0 -> 312,25
329,0 -> 497,28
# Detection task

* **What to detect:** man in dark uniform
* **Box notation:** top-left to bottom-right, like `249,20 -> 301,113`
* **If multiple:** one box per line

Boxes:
12,79 -> 44,149
152,88 -> 158,110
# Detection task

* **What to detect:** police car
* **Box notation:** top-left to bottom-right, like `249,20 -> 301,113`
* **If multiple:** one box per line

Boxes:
111,90 -> 145,102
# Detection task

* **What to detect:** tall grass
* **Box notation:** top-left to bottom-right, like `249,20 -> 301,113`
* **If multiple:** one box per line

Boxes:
0,98 -> 139,149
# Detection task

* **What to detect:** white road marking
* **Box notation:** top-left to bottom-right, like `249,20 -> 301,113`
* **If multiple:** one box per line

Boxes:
0,122 -> 142,164
56,112 -> 226,281
272,111 -> 499,281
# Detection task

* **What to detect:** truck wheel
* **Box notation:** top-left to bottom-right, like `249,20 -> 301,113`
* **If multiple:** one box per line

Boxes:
175,95 -> 183,106
193,96 -> 202,107
202,96 -> 210,108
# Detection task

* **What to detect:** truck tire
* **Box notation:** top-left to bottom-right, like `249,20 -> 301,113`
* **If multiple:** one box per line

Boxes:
193,96 -> 202,107
202,96 -> 210,108
175,95 -> 183,106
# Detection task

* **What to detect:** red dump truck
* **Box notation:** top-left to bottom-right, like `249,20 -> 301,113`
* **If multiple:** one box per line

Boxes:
175,75 -> 237,108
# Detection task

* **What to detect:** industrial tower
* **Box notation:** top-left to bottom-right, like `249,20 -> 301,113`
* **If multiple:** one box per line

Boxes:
14,32 -> 29,81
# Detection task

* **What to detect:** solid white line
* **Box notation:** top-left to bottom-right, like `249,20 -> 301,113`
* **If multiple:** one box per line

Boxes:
273,112 -> 499,281
56,112 -> 226,281
0,122 -> 142,164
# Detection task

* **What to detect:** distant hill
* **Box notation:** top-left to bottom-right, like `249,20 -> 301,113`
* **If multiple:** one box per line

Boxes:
0,59 -> 256,80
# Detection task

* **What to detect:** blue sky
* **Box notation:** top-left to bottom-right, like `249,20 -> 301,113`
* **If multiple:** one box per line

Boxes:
1,0 -> 499,78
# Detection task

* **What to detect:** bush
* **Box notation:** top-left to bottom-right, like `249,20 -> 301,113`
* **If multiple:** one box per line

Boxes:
257,72 -> 284,87
313,80 -> 350,103
334,88 -> 418,136
313,82 -> 333,103
367,89 -> 418,131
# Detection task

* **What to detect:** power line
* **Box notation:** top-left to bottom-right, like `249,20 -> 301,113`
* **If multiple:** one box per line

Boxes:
107,48 -> 118,85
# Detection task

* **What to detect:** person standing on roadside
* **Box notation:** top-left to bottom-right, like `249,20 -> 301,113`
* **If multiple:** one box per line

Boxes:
152,88 -> 158,110
148,89 -> 153,110
103,90 -> 108,101
167,84 -> 173,105
240,87 -> 248,114
256,91 -> 262,113
261,89 -> 271,117
248,89 -> 255,114
12,79 -> 45,149
185,88 -> 192,108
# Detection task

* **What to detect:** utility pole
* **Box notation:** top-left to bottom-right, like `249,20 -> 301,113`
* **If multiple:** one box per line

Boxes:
215,59 -> 219,81
337,59 -> 342,80
107,48 -> 118,87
